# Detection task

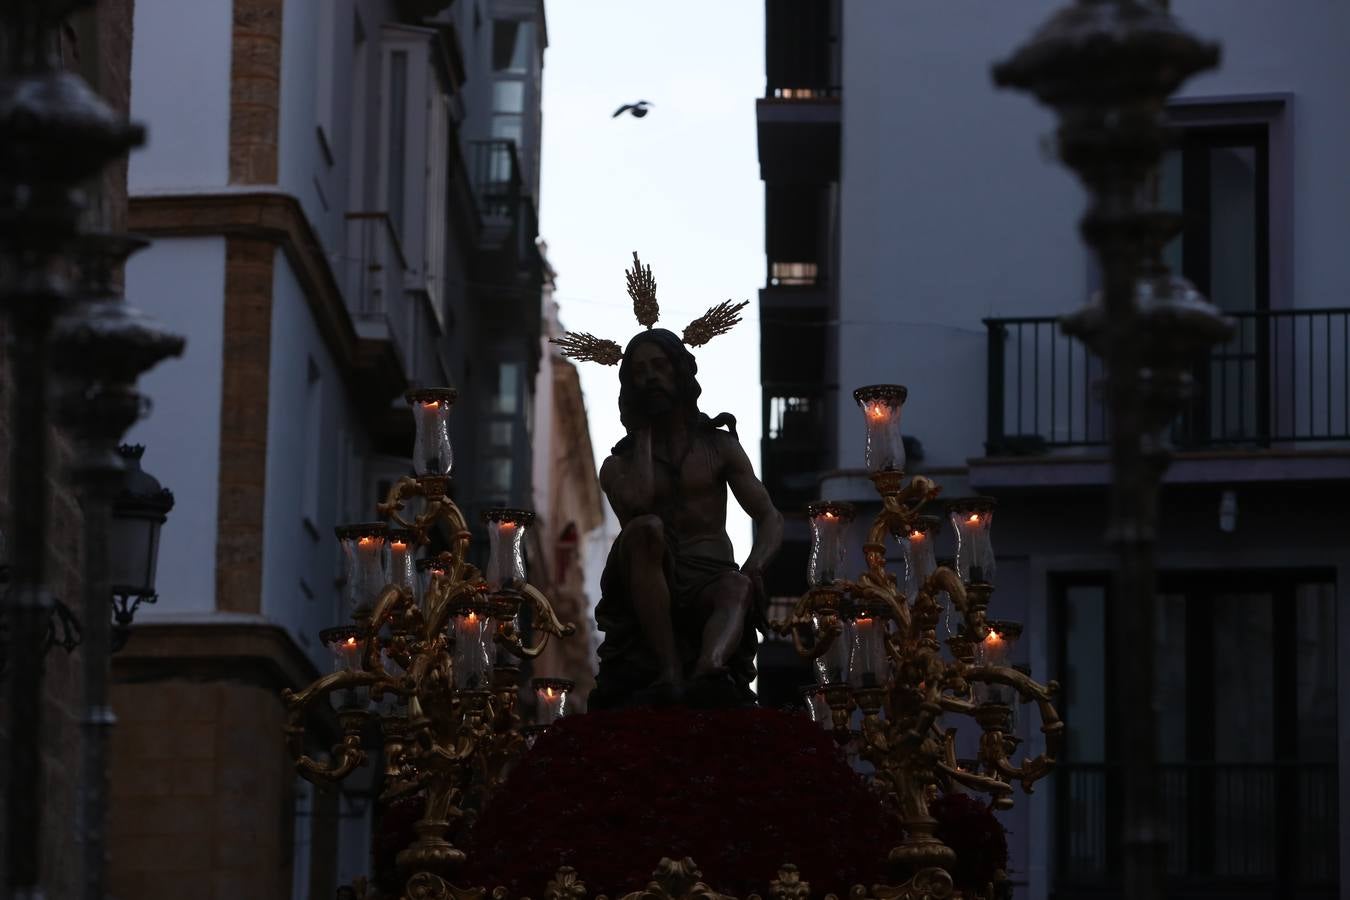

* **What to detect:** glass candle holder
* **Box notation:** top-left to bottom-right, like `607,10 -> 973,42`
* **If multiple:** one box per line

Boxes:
483,508 -> 533,591
321,625 -> 368,710
406,388 -> 458,477
416,556 -> 451,613
948,497 -> 997,586
807,501 -> 854,587
800,684 -> 831,730
901,515 -> 941,600
374,648 -> 408,716
853,384 -> 908,473
450,602 -> 496,690
386,528 -> 421,609
849,607 -> 890,688
336,523 -> 388,616
977,619 -> 1023,668
812,611 -> 851,686
531,677 -> 573,725
936,555 -> 960,638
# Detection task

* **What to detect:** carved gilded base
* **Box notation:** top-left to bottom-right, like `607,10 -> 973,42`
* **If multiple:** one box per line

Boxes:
397,821 -> 466,880
379,858 -> 971,900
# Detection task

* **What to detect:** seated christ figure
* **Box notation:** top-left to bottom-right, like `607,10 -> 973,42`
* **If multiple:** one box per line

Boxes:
551,253 -> 783,708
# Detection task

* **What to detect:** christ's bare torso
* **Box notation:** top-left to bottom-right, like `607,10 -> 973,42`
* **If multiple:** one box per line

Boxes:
602,426 -> 735,562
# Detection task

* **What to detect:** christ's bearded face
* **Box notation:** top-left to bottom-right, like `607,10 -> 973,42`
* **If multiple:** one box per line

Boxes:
625,340 -> 677,418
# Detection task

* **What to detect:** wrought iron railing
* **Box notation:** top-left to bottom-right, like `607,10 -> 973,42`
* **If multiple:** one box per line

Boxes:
1056,761 -> 1338,895
763,386 -> 829,511
469,139 -> 522,221
986,308 -> 1350,454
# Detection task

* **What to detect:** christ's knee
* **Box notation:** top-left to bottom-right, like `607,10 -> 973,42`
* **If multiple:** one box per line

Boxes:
621,514 -> 665,565
710,571 -> 752,612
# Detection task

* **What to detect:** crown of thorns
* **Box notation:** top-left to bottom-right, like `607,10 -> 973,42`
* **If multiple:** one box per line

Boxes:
548,251 -> 749,366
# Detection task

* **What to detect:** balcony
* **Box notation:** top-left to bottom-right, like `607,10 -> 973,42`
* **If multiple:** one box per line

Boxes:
469,139 -> 542,277
763,385 -> 829,510
757,0 -> 840,182
342,211 -> 414,401
1055,761 -> 1337,899
978,308 -> 1350,486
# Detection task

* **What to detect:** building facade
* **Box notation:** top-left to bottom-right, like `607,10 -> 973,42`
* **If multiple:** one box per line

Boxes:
758,3 -> 1349,899
112,0 -> 550,896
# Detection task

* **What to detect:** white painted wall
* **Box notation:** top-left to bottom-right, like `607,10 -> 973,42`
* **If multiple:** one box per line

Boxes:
127,0 -> 232,192
836,0 -> 1083,472
123,237 -> 228,614
261,253 -> 361,668
1176,0 -> 1350,310
837,0 -> 1350,472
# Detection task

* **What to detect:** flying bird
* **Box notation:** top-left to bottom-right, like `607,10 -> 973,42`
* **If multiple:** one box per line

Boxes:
612,100 -> 653,119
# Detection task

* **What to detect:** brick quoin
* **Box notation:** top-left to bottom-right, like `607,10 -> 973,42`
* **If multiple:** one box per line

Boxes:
216,238 -> 274,613
229,0 -> 283,185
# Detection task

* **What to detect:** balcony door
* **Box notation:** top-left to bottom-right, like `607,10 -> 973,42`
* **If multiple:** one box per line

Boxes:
1052,570 -> 1338,900
1159,125 -> 1272,446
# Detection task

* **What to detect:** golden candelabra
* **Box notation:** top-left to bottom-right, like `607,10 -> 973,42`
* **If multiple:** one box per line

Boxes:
773,386 -> 1063,891
282,388 -> 577,889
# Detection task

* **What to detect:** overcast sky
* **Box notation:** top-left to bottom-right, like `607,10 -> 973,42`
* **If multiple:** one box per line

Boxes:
538,1 -> 765,561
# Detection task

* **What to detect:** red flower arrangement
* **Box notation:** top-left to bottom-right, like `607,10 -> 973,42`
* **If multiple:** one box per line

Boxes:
461,707 -> 898,897
370,709 -> 1011,899
929,791 -> 1008,897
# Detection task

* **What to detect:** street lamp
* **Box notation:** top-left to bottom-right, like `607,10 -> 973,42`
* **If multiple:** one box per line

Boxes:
109,444 -> 174,651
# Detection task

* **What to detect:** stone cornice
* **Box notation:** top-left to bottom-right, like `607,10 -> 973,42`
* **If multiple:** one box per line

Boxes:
112,617 -> 320,693
129,190 -> 362,372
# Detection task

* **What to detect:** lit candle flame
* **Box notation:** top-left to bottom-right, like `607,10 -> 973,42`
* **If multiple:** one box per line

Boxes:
821,511 -> 837,521
910,530 -> 924,541
855,616 -> 873,625
466,612 -> 478,624
422,401 -> 439,410
866,402 -> 889,421
967,513 -> 981,525
358,536 -> 376,547
545,687 -> 555,699
344,637 -> 358,648
392,541 -> 408,552
985,630 -> 1003,645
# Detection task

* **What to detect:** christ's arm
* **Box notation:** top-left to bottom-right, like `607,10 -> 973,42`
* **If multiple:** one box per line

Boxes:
598,429 -> 655,524
722,436 -> 783,575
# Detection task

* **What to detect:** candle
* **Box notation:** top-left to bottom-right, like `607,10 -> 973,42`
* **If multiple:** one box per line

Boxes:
483,508 -> 534,590
321,626 -> 369,710
853,385 -> 908,473
807,501 -> 854,587
849,612 -> 888,688
451,606 -> 495,690
406,388 -> 457,477
977,620 -> 1022,668
531,678 -> 574,725
948,498 -> 997,586
336,523 -> 388,615
901,515 -> 940,599
386,529 -> 421,609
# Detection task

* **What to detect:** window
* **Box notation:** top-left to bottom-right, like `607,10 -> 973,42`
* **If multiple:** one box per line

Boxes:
493,362 -> 521,415
1054,571 -> 1338,891
492,20 -> 533,73
301,356 -> 322,533
424,75 -> 449,322
768,394 -> 818,441
770,262 -> 818,286
487,421 -> 513,451
385,49 -> 408,237
1159,125 -> 1269,314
